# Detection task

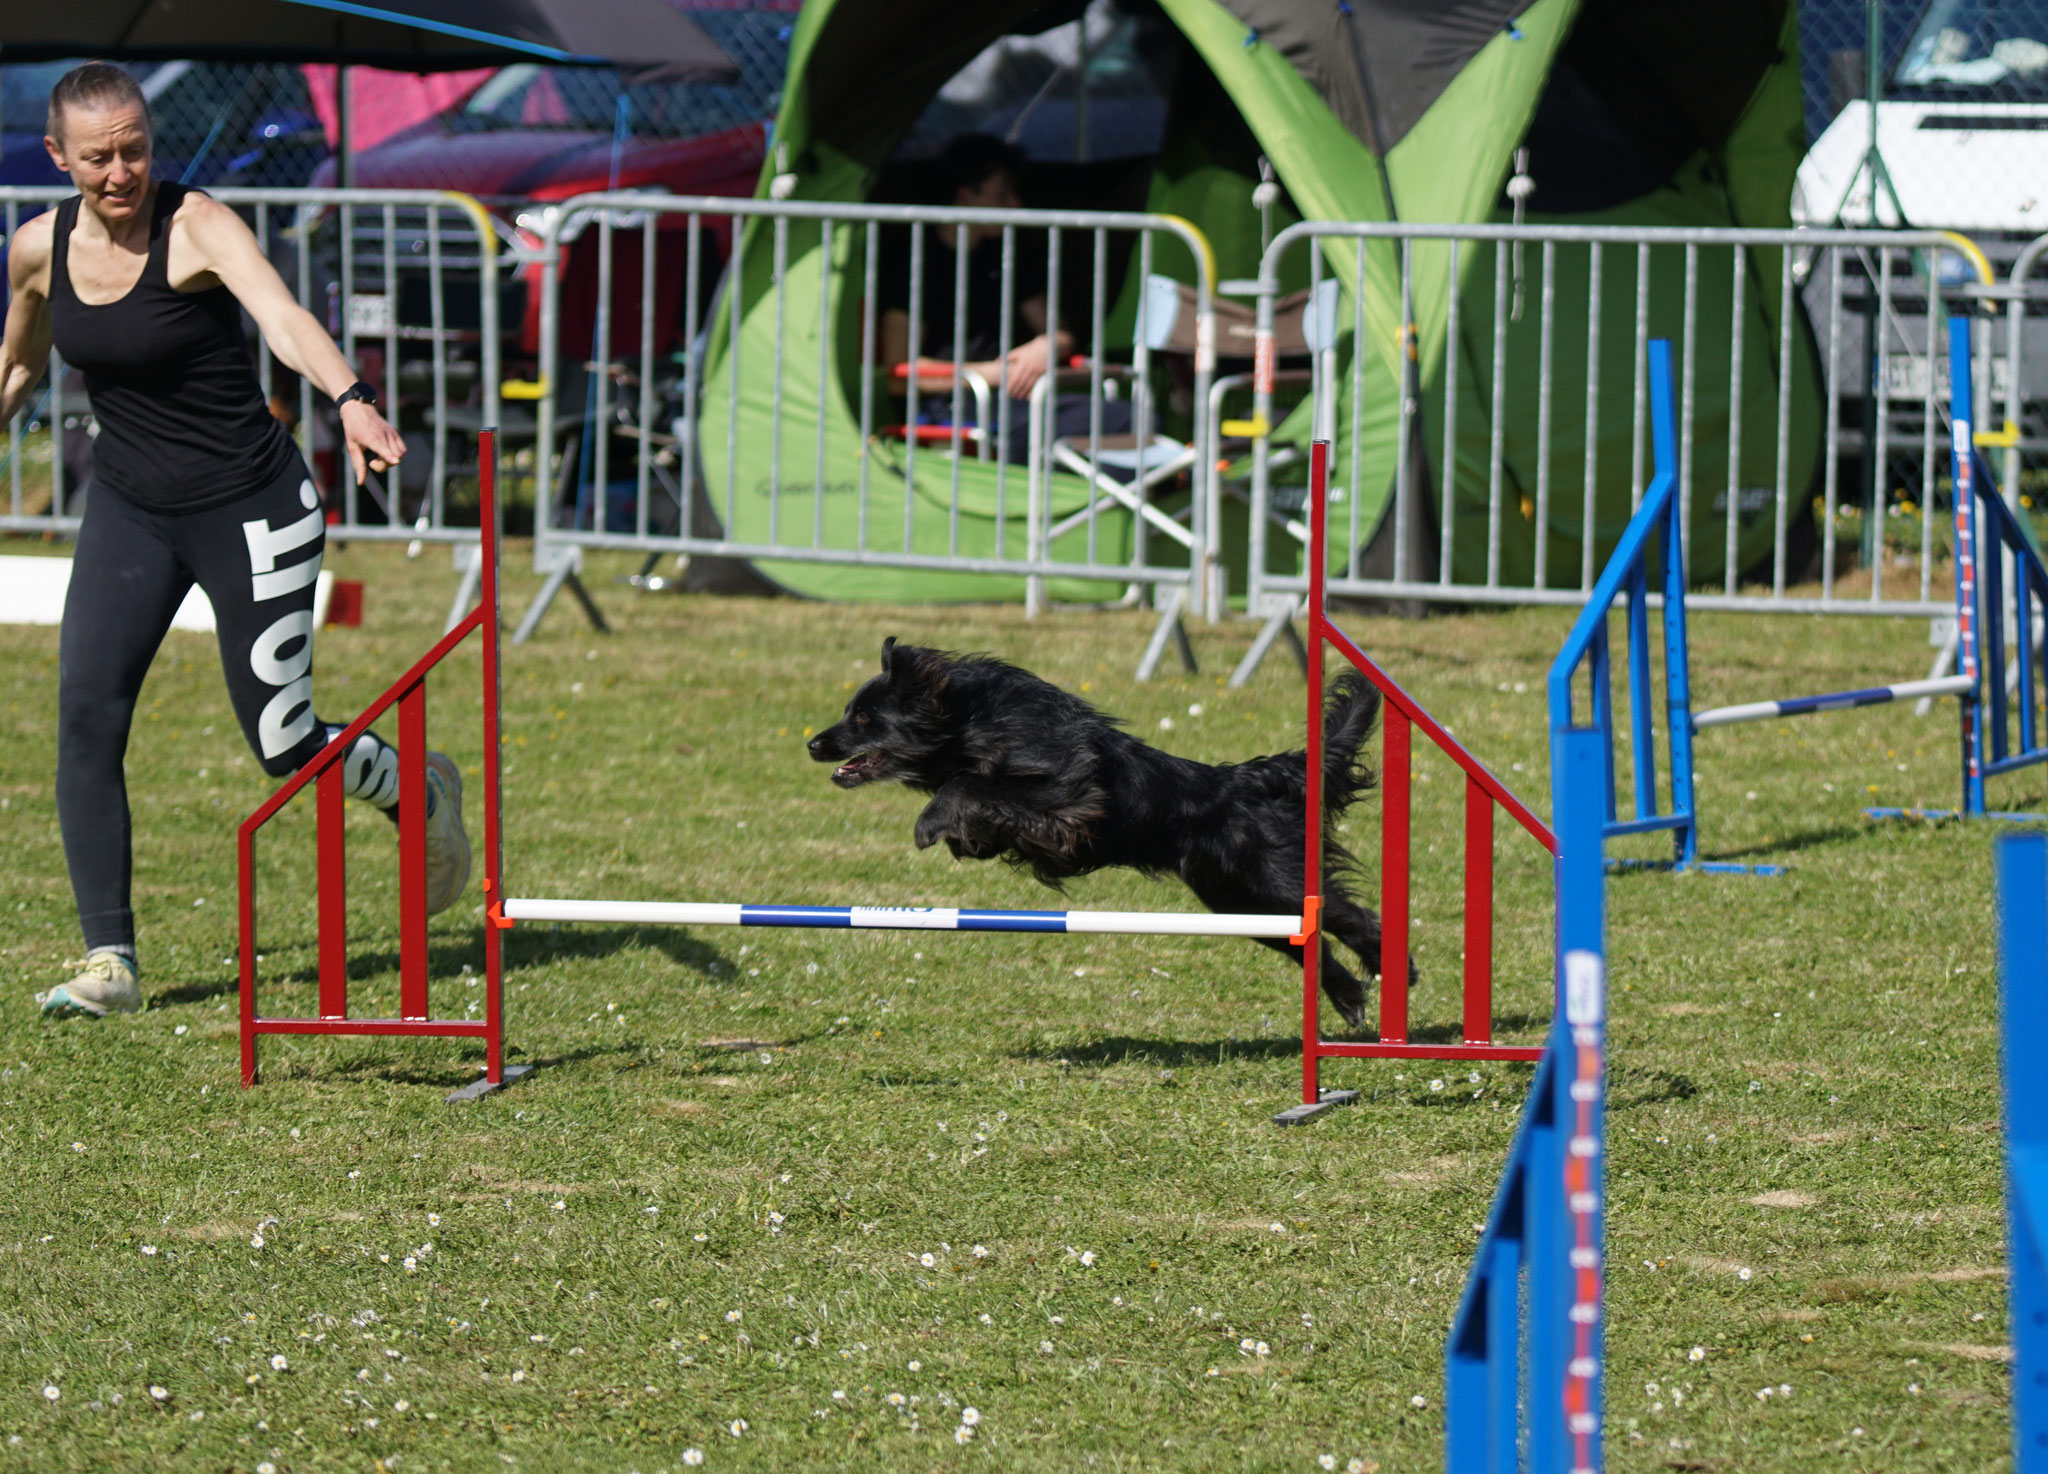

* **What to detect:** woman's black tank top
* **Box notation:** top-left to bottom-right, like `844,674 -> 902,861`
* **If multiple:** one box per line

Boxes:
48,182 -> 295,513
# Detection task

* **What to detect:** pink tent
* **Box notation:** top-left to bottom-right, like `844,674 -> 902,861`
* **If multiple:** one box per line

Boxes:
302,64 -> 494,153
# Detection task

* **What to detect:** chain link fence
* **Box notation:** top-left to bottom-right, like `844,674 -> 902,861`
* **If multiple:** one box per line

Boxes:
0,6 -> 796,195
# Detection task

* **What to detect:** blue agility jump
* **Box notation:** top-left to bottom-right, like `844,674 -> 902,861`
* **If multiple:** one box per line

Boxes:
2000,833 -> 2048,1473
503,898 -> 1301,937
1444,726 -> 1609,1472
1554,316 -> 2048,874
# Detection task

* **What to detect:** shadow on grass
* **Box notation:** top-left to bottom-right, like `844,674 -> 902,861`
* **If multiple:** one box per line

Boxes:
1019,1011 -> 1552,1070
156,925 -> 732,1008
1608,1063 -> 1697,1108
259,1041 -> 638,1090
1707,822 -> 1868,863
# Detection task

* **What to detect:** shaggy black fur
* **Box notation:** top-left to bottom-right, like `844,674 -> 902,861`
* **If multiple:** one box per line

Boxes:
806,637 -> 1412,1028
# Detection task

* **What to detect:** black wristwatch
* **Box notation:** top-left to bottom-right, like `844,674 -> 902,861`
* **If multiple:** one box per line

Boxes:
334,380 -> 378,410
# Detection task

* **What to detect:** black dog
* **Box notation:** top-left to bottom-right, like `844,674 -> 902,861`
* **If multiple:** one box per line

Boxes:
806,637 -> 1410,1028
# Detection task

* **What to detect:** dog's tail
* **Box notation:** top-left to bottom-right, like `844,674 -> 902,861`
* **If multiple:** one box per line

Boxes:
1320,672 -> 1382,816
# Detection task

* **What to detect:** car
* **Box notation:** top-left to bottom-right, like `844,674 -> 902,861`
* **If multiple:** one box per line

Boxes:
1792,0 -> 2048,495
310,9 -> 794,360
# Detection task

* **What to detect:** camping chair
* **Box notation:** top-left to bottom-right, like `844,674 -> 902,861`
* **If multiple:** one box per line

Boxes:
874,362 -> 997,460
1037,277 -> 1334,591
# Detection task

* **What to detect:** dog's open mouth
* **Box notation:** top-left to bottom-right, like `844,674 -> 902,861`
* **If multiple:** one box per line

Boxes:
832,752 -> 884,786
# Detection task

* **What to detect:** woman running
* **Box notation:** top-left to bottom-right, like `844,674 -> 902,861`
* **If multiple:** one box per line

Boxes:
0,62 -> 471,1017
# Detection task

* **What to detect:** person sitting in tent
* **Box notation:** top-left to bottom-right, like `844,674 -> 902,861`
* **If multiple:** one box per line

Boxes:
877,133 -> 1129,463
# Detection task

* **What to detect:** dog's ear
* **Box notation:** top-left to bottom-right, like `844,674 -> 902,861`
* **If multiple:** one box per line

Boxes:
880,636 -> 897,676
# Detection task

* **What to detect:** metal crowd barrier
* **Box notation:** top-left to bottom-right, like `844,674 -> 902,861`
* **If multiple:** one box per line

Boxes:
508,192 -> 1218,671
1233,221 -> 2000,677
2,186 -> 506,573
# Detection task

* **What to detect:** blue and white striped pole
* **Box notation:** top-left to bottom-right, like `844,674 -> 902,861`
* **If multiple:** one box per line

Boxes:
1692,675 -> 1977,730
503,898 -> 1303,938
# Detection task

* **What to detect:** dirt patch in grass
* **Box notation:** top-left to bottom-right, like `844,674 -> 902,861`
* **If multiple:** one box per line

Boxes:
1903,1340 -> 2011,1363
1747,1190 -> 1818,1208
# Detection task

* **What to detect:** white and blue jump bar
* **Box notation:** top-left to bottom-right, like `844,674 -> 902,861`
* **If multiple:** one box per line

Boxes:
1692,675 -> 1976,732
503,898 -> 1302,938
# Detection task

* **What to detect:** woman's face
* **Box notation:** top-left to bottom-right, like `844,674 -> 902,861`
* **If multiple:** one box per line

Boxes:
45,102 -> 154,226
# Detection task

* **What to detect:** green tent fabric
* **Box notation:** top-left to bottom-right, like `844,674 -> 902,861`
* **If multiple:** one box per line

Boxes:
698,0 -> 1820,602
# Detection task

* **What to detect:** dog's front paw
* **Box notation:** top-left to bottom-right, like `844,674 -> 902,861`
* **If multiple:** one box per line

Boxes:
913,812 -> 948,850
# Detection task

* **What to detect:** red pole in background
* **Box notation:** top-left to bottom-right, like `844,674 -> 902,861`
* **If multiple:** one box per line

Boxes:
317,764 -> 348,1019
479,429 -> 505,1084
1301,440 -> 1328,1107
1379,706 -> 1411,1045
239,828 -> 257,1086
397,681 -> 429,1020
1462,777 -> 1494,1045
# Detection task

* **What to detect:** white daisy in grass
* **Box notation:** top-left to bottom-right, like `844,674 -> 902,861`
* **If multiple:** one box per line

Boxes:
1255,1342 -> 1270,1358
908,1361 -> 921,1372
148,1387 -> 169,1402
141,1246 -> 157,1256
250,1233 -> 265,1249
682,1452 -> 705,1467
979,1314 -> 993,1325
71,1142 -> 85,1154
920,1253 -> 937,1269
961,1408 -> 981,1427
403,1258 -> 418,1273
1320,1457 -> 1338,1471
41,1385 -> 58,1402
972,1245 -> 989,1259
886,1392 -> 906,1407
1079,1250 -> 1096,1267
1689,1347 -> 1706,1362
728,1418 -> 748,1436
726,1310 -> 742,1323
955,1425 -> 975,1444
270,1355 -> 288,1372
392,1399 -> 411,1413
427,1214 -> 441,1227
1039,1341 -> 1054,1355
1411,1395 -> 1427,1408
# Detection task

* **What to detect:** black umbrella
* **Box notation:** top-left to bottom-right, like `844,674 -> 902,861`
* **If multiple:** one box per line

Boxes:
0,0 -> 740,82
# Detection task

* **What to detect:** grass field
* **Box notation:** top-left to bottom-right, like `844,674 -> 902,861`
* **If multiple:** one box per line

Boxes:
0,539 -> 2027,1472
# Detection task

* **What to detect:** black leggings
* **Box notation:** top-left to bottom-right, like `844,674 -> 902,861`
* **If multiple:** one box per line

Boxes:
58,456 -> 399,953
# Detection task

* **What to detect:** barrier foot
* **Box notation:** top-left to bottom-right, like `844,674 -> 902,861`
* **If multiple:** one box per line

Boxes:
1229,598 -> 1307,688
1866,805 -> 2048,824
1271,1088 -> 1361,1127
1135,587 -> 1197,682
446,1062 -> 534,1103
444,543 -> 483,636
1605,857 -> 1788,878
512,567 -> 609,645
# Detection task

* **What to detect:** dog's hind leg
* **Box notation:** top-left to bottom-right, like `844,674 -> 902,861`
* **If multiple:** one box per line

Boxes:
1322,891 -> 1418,990
1246,935 -> 1368,1031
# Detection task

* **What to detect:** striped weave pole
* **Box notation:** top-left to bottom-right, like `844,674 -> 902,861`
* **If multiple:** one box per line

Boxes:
503,898 -> 1303,938
1692,674 -> 1976,731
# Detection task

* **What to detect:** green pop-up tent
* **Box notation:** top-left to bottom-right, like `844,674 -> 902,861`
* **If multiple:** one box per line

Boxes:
699,0 -> 1821,602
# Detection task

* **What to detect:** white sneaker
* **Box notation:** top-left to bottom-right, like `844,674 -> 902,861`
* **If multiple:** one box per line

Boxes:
37,951 -> 143,1017
424,751 -> 473,915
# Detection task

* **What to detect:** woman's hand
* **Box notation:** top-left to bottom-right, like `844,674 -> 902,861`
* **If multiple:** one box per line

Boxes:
340,399 -> 406,485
